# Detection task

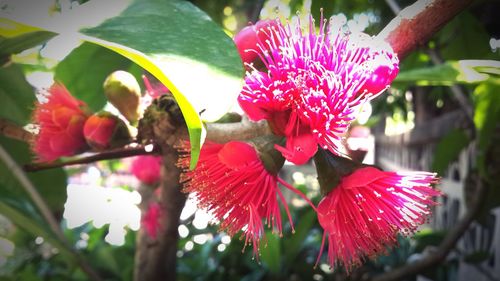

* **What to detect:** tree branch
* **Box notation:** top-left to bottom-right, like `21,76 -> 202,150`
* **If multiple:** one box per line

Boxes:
205,120 -> 271,143
371,178 -> 488,281
24,145 -> 159,172
0,118 -> 33,142
379,0 -> 475,60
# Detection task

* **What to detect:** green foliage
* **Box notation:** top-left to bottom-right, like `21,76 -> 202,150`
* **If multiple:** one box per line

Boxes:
394,60 -> 500,86
473,83 -> 500,177
80,0 -> 244,168
0,30 -> 55,58
55,42 -> 142,112
431,129 -> 470,175
436,12 -> 494,60
0,137 -> 67,212
0,64 -> 35,125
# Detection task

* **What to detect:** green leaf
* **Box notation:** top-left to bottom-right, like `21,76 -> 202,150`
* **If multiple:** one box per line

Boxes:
283,209 -> 316,266
473,83 -> 500,176
259,231 -> 281,275
437,12 -> 495,60
0,136 -> 67,212
431,129 -> 470,175
394,60 -> 500,86
79,0 -> 244,168
0,197 -> 74,261
0,31 -> 56,57
0,64 -> 35,125
0,18 -> 56,58
55,42 -> 141,112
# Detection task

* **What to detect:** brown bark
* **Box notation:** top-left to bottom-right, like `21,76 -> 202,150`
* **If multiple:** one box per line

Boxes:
379,0 -> 475,60
133,96 -> 188,281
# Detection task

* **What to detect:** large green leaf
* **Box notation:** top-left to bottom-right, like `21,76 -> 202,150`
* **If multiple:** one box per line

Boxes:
0,64 -> 36,125
55,42 -> 142,112
80,0 -> 244,168
0,136 -> 67,212
431,129 -> 470,175
394,60 -> 500,86
473,83 -> 500,176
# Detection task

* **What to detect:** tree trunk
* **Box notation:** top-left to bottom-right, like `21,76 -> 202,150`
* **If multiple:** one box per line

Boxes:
134,95 -> 188,281
134,146 -> 186,281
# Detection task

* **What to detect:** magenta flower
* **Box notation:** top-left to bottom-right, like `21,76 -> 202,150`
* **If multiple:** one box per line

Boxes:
142,202 -> 162,240
238,17 -> 399,164
130,155 -> 162,185
178,140 -> 313,255
32,83 -> 89,162
316,166 -> 440,272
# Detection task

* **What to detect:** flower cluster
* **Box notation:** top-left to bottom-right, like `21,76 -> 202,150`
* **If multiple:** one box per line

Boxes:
176,14 -> 438,272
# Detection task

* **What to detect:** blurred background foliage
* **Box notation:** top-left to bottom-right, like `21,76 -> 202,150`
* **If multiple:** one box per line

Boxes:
0,0 -> 499,280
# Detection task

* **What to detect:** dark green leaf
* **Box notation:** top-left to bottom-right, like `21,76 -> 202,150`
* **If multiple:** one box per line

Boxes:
437,12 -> 495,60
0,31 -> 56,57
0,64 -> 35,125
431,129 -> 470,175
55,42 -> 141,112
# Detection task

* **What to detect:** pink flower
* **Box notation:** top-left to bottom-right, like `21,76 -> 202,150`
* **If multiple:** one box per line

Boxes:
130,155 -> 162,185
316,166 -> 440,272
32,83 -> 89,162
178,141 -> 312,255
234,20 -> 279,65
142,202 -> 162,240
238,17 -> 399,164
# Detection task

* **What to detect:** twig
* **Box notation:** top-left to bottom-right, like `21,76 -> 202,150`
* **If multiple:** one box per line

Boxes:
0,118 -> 33,142
371,178 -> 488,281
0,144 -> 103,281
205,120 -> 271,143
24,145 -> 159,172
379,0 -> 475,60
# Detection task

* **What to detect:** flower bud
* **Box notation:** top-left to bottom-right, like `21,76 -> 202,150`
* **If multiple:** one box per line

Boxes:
83,111 -> 131,150
103,70 -> 142,125
234,19 -> 279,65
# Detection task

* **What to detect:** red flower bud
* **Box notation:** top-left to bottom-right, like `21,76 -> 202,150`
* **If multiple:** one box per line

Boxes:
32,83 -> 89,162
83,112 -> 130,150
234,19 -> 279,65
